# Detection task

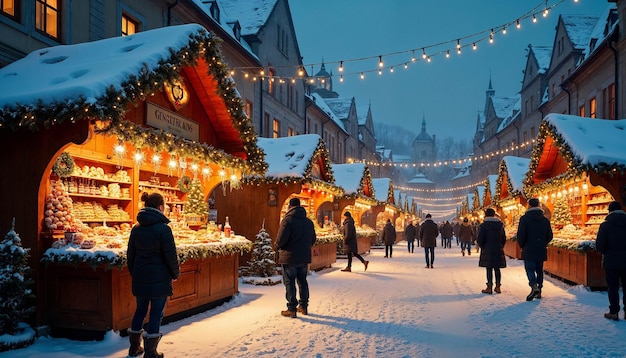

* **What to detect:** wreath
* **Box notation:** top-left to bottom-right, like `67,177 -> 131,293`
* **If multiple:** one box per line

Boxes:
52,152 -> 75,177
177,175 -> 192,193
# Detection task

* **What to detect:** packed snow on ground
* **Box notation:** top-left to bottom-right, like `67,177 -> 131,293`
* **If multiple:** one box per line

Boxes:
2,241 -> 625,358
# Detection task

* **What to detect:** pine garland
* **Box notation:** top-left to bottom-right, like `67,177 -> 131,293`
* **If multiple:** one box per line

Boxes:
51,152 -> 75,177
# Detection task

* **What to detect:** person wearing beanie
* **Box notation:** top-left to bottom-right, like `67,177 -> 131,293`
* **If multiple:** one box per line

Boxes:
341,211 -> 369,272
276,197 -> 317,318
458,217 -> 475,256
477,208 -> 507,294
516,198 -> 553,301
419,213 -> 439,268
595,201 -> 626,321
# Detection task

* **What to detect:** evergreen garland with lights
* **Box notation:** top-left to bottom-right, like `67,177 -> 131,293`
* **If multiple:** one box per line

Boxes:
0,220 -> 35,346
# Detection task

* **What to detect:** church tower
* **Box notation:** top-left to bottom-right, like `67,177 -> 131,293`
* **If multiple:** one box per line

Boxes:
311,61 -> 338,98
412,115 -> 436,173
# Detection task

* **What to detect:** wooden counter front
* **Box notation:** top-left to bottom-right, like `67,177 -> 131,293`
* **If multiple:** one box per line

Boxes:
503,240 -> 521,259
543,246 -> 606,289
310,242 -> 337,271
45,254 -> 239,332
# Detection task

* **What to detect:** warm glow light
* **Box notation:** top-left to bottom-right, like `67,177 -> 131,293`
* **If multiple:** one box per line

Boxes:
502,26 -> 507,34
472,42 -> 477,50
516,19 -> 521,28
446,50 -> 450,58
360,72 -> 365,79
114,143 -> 125,154
532,14 -> 537,23
422,48 -> 427,59
169,159 -> 177,168
378,55 -> 384,67
339,61 -> 344,72
340,75 -> 344,82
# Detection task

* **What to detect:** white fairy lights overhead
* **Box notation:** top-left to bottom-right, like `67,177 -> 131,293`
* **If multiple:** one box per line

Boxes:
229,0 -> 573,83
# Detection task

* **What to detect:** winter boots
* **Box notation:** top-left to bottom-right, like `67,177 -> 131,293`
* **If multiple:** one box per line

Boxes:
143,332 -> 164,358
297,305 -> 308,315
281,309 -> 297,318
494,284 -> 501,294
526,284 -> 540,301
364,261 -> 369,271
482,283 -> 493,294
341,267 -> 351,272
127,328 -> 144,357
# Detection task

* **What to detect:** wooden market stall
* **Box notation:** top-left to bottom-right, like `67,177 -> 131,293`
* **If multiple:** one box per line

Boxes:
495,156 -> 531,259
523,114 -> 626,289
331,163 -> 378,255
366,178 -> 397,246
213,134 -> 344,271
0,25 -> 265,335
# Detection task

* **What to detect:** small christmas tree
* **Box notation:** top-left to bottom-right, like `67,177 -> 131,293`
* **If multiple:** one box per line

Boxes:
184,178 -> 208,217
0,219 -> 36,350
248,221 -> 276,277
552,196 -> 573,226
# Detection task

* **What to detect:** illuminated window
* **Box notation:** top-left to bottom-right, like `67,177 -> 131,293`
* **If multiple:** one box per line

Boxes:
245,100 -> 253,120
608,84 -> 615,119
578,105 -> 585,117
589,97 -> 596,118
121,14 -> 138,36
35,0 -> 60,39
1,0 -> 18,18
287,127 -> 295,137
268,68 -> 275,95
272,119 -> 280,138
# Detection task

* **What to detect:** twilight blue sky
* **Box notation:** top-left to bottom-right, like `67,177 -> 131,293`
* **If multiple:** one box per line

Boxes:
290,0 -> 611,141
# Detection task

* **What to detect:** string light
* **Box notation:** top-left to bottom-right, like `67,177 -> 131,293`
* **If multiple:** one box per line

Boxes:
446,50 -> 450,58
338,61 -> 344,72
532,14 -> 537,23
516,19 -> 521,28
378,55 -> 384,68
422,48 -> 427,59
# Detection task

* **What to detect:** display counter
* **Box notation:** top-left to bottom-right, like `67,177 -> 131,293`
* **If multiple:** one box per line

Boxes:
544,244 -> 606,290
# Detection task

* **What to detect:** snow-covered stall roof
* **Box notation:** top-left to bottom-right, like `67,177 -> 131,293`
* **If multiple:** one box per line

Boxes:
253,134 -> 335,183
496,156 -> 531,200
474,185 -> 485,208
331,163 -> 374,197
0,23 -> 264,173
372,178 -> 394,204
524,114 -> 626,192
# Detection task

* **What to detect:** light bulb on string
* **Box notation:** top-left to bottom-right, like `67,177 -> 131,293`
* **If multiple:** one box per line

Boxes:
360,72 -> 365,79
532,14 -> 537,23
411,50 -> 416,62
404,62 -> 409,69
378,55 -> 384,68
516,19 -> 521,29
446,50 -> 450,58
502,25 -> 507,34
389,66 -> 394,73
378,69 -> 382,75
422,48 -> 427,59
338,61 -> 344,72
472,42 -> 477,50
340,75 -> 344,82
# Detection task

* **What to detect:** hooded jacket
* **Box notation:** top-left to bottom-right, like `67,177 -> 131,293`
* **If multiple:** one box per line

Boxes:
516,207 -> 553,261
381,221 -> 396,245
342,215 -> 358,253
127,207 -> 180,298
595,209 -> 626,270
477,217 -> 507,268
276,205 -> 316,264
420,219 -> 439,248
458,222 -> 474,243
404,223 -> 417,242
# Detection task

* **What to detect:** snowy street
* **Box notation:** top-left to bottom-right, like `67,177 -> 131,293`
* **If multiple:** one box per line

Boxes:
3,241 -> 625,358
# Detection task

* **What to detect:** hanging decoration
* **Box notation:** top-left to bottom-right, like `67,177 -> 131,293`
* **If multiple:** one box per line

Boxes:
113,141 -> 125,168
152,153 -> 161,175
190,161 -> 199,179
202,166 -> 212,181
229,172 -> 242,191
52,152 -> 75,178
177,175 -> 193,193
168,156 -> 177,177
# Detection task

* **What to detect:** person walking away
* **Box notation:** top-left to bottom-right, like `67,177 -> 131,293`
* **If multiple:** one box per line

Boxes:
477,208 -> 507,294
382,219 -> 396,257
443,221 -> 454,248
405,220 -> 417,253
276,197 -> 317,318
516,198 -> 553,301
420,213 -> 438,268
458,217 -> 474,256
453,221 -> 461,246
472,220 -> 481,253
341,211 -> 369,272
415,221 -> 421,248
127,192 -> 180,358
595,201 -> 626,321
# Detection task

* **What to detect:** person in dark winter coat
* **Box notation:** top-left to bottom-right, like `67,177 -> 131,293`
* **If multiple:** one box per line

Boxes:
440,221 -> 453,248
405,221 -> 417,253
458,217 -> 474,256
516,198 -> 553,301
276,197 -> 317,318
453,221 -> 461,245
382,219 -> 396,257
127,192 -> 180,358
477,208 -> 507,294
595,201 -> 626,321
420,214 -> 439,268
341,211 -> 369,272
415,221 -> 422,248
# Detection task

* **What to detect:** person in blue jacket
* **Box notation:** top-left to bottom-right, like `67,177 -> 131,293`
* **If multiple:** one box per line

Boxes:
127,192 -> 180,358
516,198 -> 552,301
595,201 -> 626,321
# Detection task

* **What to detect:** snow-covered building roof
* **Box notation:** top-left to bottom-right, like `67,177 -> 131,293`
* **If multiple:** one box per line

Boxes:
324,98 -> 353,119
372,178 -> 394,204
532,46 -> 553,74
562,15 -> 601,51
331,163 -> 374,197
496,156 -> 531,200
255,134 -> 334,183
218,0 -> 277,36
307,93 -> 346,132
407,173 -> 433,185
497,97 -> 521,133
524,114 -> 626,193
492,95 -> 521,120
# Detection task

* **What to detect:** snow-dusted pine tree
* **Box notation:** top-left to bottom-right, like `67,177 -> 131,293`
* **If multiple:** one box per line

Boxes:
248,221 -> 276,278
184,178 -> 208,216
552,196 -> 572,226
0,219 -> 35,351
